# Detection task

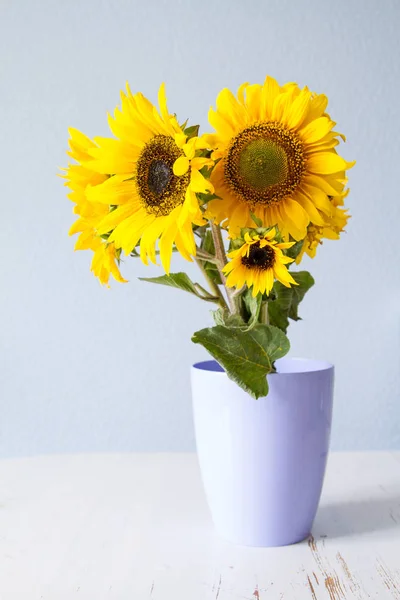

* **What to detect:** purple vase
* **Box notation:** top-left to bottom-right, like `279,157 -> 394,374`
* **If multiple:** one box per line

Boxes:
191,357 -> 334,547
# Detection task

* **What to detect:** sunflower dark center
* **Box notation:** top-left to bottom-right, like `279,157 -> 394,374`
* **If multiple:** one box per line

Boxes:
147,160 -> 173,196
225,122 -> 305,207
136,135 -> 189,216
241,242 -> 275,270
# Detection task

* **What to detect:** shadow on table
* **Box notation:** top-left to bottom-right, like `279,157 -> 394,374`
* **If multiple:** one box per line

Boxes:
312,494 -> 400,539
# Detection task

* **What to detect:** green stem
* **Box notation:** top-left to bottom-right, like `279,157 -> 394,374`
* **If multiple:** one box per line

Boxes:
210,222 -> 240,315
260,301 -> 270,324
210,222 -> 227,268
195,248 -> 218,263
193,282 -> 219,301
195,258 -> 228,311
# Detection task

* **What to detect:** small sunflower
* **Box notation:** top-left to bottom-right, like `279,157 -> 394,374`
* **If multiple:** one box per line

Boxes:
223,228 -> 297,297
206,77 -> 354,240
63,128 -> 127,286
82,84 -> 213,273
295,192 -> 350,263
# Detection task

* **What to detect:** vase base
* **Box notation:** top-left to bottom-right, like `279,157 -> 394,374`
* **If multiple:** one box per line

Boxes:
214,527 -> 311,548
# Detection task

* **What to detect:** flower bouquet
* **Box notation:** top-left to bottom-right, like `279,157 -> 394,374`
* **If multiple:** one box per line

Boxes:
62,76 -> 354,546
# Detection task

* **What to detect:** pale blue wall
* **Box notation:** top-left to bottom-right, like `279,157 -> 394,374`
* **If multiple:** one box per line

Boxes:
1,0 -> 399,456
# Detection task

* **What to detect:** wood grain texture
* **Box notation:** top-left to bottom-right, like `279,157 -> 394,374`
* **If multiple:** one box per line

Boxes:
0,452 -> 399,599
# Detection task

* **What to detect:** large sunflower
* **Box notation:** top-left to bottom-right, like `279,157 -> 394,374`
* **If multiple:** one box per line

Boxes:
82,84 -> 213,273
223,229 -> 297,297
64,128 -> 127,286
206,77 -> 354,240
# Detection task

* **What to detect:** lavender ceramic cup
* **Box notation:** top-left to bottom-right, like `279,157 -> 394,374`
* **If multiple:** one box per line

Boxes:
191,357 -> 334,547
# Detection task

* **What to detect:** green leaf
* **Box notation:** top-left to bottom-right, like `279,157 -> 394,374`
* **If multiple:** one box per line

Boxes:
131,247 -> 179,258
197,192 -> 221,205
268,271 -> 315,333
286,272 -> 315,320
212,292 -> 261,332
268,297 -> 289,332
212,308 -> 246,329
238,226 -> 278,243
249,211 -> 263,227
192,324 -> 290,399
285,239 -> 304,261
184,124 -> 200,139
139,272 -> 219,303
242,289 -> 262,329
229,237 -> 246,251
212,308 -> 228,326
130,245 -> 140,256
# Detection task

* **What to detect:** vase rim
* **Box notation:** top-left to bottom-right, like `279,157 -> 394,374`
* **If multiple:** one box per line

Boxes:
192,357 -> 334,375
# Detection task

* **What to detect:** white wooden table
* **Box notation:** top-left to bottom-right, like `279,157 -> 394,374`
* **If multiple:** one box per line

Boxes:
0,453 -> 400,599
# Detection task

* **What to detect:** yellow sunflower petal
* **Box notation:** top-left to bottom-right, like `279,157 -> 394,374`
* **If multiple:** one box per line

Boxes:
264,269 -> 274,295
173,156 -> 190,176
273,262 -> 298,286
222,259 -> 236,274
86,175 -> 137,205
159,212 -> 179,274
237,82 -> 250,105
177,187 -> 199,229
181,137 -> 197,160
217,88 -> 247,129
86,138 -> 137,174
191,157 -> 213,171
109,210 -> 155,255
276,241 -> 296,250
300,117 -> 334,144
74,228 -> 96,250
264,227 -> 277,240
280,199 -> 309,240
69,218 -> 89,236
139,216 -> 168,265
97,203 -> 140,236
286,87 -> 311,130
132,92 -> 163,134
208,107 -> 236,139
107,110 -> 152,146
109,257 -> 128,284
260,75 -> 280,119
67,128 -> 97,162
179,217 -> 197,256
280,255 -> 295,265
294,190 -> 326,226
303,175 -> 344,200
245,84 -> 262,120
190,168 -> 214,194
308,152 -> 355,175
174,230 -> 193,262
271,90 -> 293,123
252,273 -> 262,297
302,94 -> 328,127
157,83 -> 170,126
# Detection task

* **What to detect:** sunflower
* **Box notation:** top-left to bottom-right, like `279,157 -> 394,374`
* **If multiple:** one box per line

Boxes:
295,192 -> 350,263
223,228 -> 297,297
205,77 -> 354,240
81,84 -> 213,273
63,128 -> 127,286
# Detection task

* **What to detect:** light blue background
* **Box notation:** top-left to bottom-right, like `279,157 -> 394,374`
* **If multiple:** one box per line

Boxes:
1,0 -> 399,456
